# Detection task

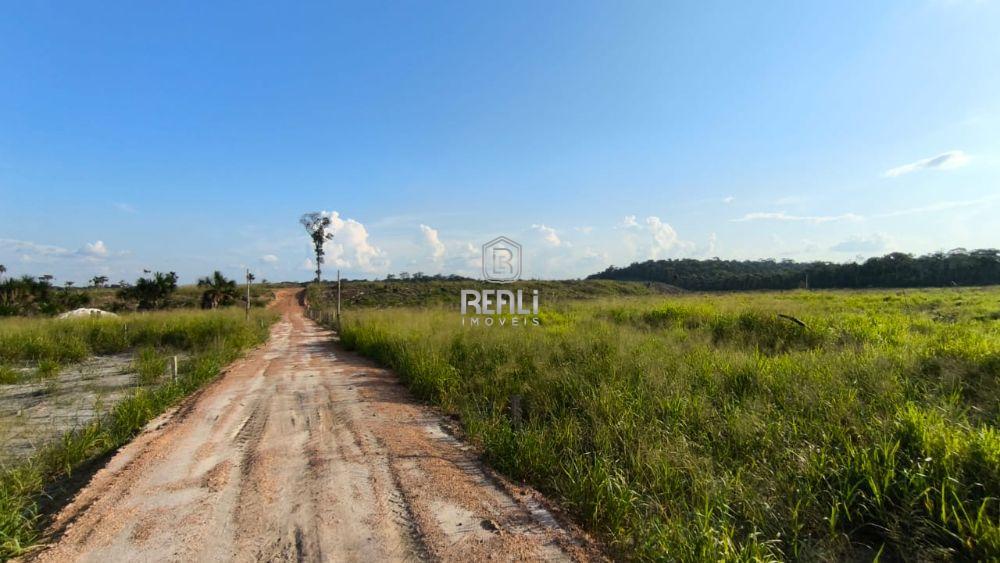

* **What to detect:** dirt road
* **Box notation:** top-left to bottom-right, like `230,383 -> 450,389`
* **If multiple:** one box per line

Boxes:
30,290 -> 599,562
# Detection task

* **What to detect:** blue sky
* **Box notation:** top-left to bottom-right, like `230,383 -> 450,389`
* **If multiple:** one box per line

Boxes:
2,1 -> 998,283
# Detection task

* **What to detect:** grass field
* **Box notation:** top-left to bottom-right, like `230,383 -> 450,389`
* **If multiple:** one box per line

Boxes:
312,286 -> 999,560
308,279 -> 680,309
80,283 -> 276,312
0,308 -> 277,558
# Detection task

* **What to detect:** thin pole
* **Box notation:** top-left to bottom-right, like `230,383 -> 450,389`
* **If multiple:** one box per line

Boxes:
245,268 -> 251,320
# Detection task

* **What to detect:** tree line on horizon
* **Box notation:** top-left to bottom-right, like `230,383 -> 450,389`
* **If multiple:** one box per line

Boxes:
0,268 -> 253,316
587,248 -> 1000,290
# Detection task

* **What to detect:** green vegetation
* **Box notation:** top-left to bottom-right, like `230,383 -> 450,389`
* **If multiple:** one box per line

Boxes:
117,271 -> 179,310
308,279 -> 679,309
0,309 -> 271,370
0,276 -> 91,317
0,271 -> 275,317
590,248 -> 1000,290
133,347 -> 169,385
314,286 -> 1000,560
197,271 -> 239,309
301,212 -> 335,282
0,308 -> 276,558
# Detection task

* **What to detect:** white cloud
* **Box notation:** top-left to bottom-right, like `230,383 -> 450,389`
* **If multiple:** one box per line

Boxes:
583,246 -> 607,262
1,238 -> 115,262
705,232 -> 718,256
733,211 -> 863,224
722,196 -> 735,204
318,210 -> 389,273
620,215 -> 639,228
301,258 -> 315,271
830,233 -> 891,253
645,216 -> 682,256
532,224 -> 562,246
615,215 -> 695,261
574,226 -> 594,234
883,150 -> 970,178
80,240 -> 109,257
419,224 -> 446,260
259,254 -> 279,264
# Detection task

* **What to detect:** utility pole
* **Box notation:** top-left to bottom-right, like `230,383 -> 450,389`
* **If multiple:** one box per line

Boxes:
336,269 -> 341,330
245,268 -> 251,321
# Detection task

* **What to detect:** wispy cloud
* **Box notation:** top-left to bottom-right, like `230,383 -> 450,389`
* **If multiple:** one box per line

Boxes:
532,224 -> 562,246
259,254 -> 279,264
873,195 -> 998,218
733,195 -> 995,226
830,233 -> 890,253
773,195 -> 805,205
733,212 -> 862,224
0,238 -> 73,258
704,232 -> 718,256
883,150 -> 970,178
0,238 -> 118,266
722,196 -> 735,204
113,202 -> 137,213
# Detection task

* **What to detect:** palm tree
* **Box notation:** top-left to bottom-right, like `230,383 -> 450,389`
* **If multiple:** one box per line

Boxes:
0,264 -> 6,281
91,275 -> 109,288
198,271 -> 237,309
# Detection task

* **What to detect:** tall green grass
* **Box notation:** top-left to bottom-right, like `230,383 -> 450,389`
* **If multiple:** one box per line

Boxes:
322,287 -> 999,560
0,310 -> 271,366
0,309 -> 276,559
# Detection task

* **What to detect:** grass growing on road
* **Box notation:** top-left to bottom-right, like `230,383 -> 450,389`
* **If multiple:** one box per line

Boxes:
0,309 -> 276,559
321,287 -> 1000,560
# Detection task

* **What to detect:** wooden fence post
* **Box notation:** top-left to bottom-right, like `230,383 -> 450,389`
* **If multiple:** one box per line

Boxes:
509,395 -> 523,428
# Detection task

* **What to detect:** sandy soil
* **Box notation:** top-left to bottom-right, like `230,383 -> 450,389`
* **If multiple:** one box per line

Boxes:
1,354 -> 137,464
27,290 -> 602,562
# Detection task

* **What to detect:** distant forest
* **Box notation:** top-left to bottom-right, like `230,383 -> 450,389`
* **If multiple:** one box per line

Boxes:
587,249 -> 1000,290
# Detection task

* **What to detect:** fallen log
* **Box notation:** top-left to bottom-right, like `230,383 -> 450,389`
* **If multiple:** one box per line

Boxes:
777,313 -> 807,328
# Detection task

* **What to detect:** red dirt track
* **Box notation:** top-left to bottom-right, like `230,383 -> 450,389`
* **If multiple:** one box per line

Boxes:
28,290 -> 600,562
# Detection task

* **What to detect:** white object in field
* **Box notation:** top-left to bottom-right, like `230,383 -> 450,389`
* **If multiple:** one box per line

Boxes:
57,308 -> 119,319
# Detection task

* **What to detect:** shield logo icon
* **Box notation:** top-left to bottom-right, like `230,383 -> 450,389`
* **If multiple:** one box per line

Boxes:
482,236 -> 522,283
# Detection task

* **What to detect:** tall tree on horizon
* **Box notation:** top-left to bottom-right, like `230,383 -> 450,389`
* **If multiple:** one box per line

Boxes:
300,212 -> 335,282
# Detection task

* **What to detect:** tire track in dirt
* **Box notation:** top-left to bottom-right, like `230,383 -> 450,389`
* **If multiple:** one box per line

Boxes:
26,289 -> 602,562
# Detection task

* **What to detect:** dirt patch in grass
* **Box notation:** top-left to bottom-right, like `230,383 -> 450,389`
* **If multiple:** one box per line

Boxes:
0,353 -> 158,464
